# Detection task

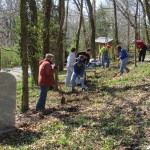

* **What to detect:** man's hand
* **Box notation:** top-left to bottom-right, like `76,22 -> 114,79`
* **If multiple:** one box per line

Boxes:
116,57 -> 120,60
80,76 -> 84,80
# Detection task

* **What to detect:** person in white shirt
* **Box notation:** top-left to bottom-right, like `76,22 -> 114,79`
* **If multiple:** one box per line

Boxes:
65,48 -> 76,86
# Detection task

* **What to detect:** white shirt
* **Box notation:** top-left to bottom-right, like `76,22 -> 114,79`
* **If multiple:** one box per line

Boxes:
66,52 -> 76,72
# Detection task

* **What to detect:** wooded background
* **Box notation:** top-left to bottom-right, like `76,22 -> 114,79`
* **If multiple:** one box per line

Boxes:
0,0 -> 149,112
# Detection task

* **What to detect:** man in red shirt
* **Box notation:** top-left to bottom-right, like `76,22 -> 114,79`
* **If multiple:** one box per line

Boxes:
36,53 -> 57,111
136,40 -> 147,62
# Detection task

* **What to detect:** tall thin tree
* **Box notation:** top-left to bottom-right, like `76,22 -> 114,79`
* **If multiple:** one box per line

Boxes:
55,0 -> 65,89
86,0 -> 96,58
144,0 -> 150,24
57,0 -> 65,71
139,0 -> 150,43
64,0 -> 69,47
73,0 -> 83,52
112,0 -> 119,58
134,0 -> 139,67
20,0 -> 29,112
127,0 -> 130,52
43,0 -> 52,58
28,0 -> 39,85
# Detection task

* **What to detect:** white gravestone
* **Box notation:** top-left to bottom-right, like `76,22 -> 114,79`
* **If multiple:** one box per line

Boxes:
0,72 -> 16,133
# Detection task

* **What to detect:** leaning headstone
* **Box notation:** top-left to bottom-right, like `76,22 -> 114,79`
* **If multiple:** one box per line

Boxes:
0,72 -> 16,134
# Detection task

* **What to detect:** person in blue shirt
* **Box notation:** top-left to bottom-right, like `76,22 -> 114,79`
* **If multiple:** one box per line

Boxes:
71,55 -> 85,92
117,45 -> 130,75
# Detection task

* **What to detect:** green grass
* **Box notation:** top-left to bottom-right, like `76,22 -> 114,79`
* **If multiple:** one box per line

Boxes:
1,59 -> 150,150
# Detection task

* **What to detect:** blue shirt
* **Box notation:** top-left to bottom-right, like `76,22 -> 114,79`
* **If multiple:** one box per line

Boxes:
119,48 -> 128,60
74,60 -> 85,77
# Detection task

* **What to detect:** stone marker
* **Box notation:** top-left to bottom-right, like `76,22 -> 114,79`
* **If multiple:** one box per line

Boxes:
0,72 -> 16,133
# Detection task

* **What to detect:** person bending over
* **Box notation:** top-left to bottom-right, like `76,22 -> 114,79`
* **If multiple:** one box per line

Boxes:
71,55 -> 85,92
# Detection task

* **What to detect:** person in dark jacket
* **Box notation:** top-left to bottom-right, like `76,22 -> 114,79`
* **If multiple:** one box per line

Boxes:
76,48 -> 92,64
36,53 -> 57,111
117,45 -> 130,75
71,55 -> 85,92
76,48 -> 92,85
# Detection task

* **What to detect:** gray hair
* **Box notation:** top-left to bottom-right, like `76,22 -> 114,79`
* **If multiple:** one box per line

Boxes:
45,53 -> 54,59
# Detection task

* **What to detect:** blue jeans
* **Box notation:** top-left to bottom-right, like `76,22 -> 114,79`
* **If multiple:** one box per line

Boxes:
36,86 -> 48,111
101,56 -> 110,69
71,73 -> 85,90
65,68 -> 73,86
120,58 -> 129,75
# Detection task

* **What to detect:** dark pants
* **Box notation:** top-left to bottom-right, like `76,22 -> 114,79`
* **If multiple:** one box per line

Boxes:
36,86 -> 48,111
139,49 -> 146,62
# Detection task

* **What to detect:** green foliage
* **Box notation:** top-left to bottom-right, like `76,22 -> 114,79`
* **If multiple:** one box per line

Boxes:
13,18 -> 21,43
66,43 -> 76,53
57,135 -> 68,145
1,46 -> 20,68
2,57 -> 150,149
102,138 -> 114,150
96,5 -> 112,37
49,20 -> 59,54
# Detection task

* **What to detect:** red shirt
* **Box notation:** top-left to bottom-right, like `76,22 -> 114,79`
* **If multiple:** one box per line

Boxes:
38,59 -> 55,86
136,40 -> 145,49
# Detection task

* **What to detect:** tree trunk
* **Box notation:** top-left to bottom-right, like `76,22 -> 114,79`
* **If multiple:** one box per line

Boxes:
74,0 -> 83,52
57,0 -> 65,71
144,0 -> 150,24
127,3 -> 130,52
134,0 -> 139,67
73,0 -> 89,50
58,30 -> 64,71
0,48 -> 1,71
86,0 -> 96,59
112,0 -> 119,59
20,0 -> 29,112
64,0 -> 69,47
139,0 -> 150,43
43,0 -> 52,58
28,0 -> 39,85
82,18 -> 89,49
55,0 -> 65,89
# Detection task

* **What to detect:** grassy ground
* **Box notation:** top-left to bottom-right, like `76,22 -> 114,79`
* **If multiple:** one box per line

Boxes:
0,59 -> 150,150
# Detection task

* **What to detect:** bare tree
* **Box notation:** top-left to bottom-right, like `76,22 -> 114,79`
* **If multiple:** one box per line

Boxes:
144,0 -> 150,24
55,0 -> 65,89
20,0 -> 29,112
139,0 -> 150,43
127,0 -> 130,51
0,0 -> 19,45
27,0 -> 39,85
43,0 -> 52,58
112,0 -> 119,48
134,0 -> 139,67
73,0 -> 83,52
77,0 -> 90,49
57,0 -> 65,71
86,0 -> 96,58
64,0 -> 69,48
